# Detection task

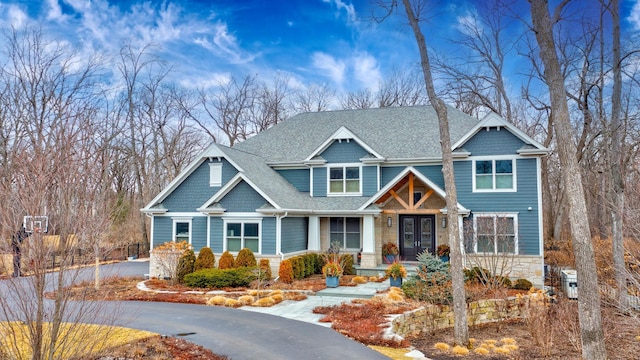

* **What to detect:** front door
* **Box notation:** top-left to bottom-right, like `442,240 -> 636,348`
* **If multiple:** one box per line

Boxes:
399,215 -> 435,261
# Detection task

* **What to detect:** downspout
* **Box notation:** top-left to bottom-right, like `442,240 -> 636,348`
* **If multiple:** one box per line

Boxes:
275,211 -> 288,281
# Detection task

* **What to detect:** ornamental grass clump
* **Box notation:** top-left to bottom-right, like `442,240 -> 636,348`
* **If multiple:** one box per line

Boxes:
206,296 -> 227,306
322,262 -> 343,278
385,263 -> 407,279
237,295 -> 255,305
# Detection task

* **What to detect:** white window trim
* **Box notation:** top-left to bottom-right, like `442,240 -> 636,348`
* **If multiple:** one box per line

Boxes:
471,213 -> 518,254
223,218 -> 262,254
209,162 -> 222,187
329,217 -> 362,250
326,163 -> 362,196
472,156 -> 517,193
172,217 -> 193,245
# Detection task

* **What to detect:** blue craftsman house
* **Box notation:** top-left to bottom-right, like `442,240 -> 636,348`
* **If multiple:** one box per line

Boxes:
142,106 -> 548,286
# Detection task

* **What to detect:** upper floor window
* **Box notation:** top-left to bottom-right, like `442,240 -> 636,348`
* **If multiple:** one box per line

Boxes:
474,159 -> 515,192
464,213 -> 517,254
225,220 -> 260,253
328,166 -> 360,195
330,217 -> 361,249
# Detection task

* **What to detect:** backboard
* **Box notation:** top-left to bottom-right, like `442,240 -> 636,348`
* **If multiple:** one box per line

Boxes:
24,216 -> 48,233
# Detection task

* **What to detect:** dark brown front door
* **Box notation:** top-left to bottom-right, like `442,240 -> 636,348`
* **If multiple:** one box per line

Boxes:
399,215 -> 435,261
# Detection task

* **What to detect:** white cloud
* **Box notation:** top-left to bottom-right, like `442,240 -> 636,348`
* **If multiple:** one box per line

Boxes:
0,4 -> 28,29
323,0 -> 357,23
628,0 -> 640,30
181,71 -> 231,89
193,21 -> 257,64
456,11 -> 482,37
312,52 -> 346,85
46,0 -> 66,22
352,52 -> 380,92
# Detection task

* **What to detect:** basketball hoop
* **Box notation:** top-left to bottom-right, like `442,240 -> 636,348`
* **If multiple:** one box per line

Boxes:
24,216 -> 48,234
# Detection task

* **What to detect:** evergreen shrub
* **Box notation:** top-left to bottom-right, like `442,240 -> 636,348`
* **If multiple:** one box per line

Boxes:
235,248 -> 257,268
259,258 -> 272,280
194,247 -> 215,271
278,259 -> 294,284
218,251 -> 235,269
176,249 -> 196,284
184,267 -> 257,288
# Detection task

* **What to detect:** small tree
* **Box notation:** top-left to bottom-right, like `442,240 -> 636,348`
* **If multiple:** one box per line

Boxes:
176,249 -> 196,284
218,251 -> 235,269
194,247 -> 215,271
235,248 -> 257,268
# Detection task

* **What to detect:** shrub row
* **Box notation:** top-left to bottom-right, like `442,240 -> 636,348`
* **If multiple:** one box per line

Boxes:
177,247 -> 271,284
184,267 -> 257,288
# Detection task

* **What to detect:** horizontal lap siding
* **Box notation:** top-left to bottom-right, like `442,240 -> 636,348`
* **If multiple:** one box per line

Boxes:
219,181 -> 267,212
363,165 -> 378,196
152,217 -> 172,248
313,167 -> 327,197
321,141 -> 368,163
380,165 -> 444,189
209,217 -> 224,254
191,217 -> 207,251
277,169 -> 310,192
281,217 -> 308,253
455,159 -> 540,255
262,217 -> 277,254
162,159 -> 238,212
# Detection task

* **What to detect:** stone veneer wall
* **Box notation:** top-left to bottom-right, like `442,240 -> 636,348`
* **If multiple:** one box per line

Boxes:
392,296 -> 534,337
465,255 -> 544,288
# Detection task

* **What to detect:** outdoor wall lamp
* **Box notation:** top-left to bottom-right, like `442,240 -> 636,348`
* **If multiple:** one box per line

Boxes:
387,216 -> 392,227
441,216 -> 447,228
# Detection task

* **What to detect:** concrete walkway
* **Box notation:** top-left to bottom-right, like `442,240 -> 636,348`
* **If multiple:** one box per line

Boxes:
240,280 -> 392,326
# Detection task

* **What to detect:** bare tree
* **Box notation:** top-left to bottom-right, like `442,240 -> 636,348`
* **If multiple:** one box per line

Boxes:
0,27 -> 119,359
339,88 -> 375,109
250,73 -> 291,133
374,0 -> 469,346
528,1 -> 607,358
290,82 -> 335,113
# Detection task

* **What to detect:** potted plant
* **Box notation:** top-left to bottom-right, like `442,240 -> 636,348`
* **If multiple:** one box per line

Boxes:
322,261 -> 343,288
437,244 -> 450,262
385,262 -> 407,287
382,242 -> 399,263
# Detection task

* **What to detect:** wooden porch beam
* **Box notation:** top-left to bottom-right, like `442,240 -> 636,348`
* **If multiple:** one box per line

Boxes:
414,189 -> 434,209
389,189 -> 409,209
408,173 -> 414,209
381,209 -> 441,214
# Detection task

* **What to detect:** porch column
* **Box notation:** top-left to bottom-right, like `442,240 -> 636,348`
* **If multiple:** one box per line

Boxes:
360,214 -> 377,268
308,216 -> 320,251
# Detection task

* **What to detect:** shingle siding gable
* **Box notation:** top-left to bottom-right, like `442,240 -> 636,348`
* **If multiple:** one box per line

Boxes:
463,128 -> 525,156
219,180 -> 268,212
321,140 -> 369,163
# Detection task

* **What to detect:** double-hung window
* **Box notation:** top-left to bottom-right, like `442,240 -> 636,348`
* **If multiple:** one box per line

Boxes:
226,220 -> 260,253
329,166 -> 360,195
172,218 -> 192,244
329,217 -> 361,249
474,159 -> 515,191
471,214 -> 517,254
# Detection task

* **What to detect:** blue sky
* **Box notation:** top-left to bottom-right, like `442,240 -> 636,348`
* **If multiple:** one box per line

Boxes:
0,0 -> 639,95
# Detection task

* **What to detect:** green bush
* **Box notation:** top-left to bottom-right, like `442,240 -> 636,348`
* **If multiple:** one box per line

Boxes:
340,254 -> 354,275
303,254 -> 314,277
259,258 -> 272,280
218,251 -> 235,269
314,253 -> 324,274
512,278 -> 533,290
416,251 -> 450,285
184,267 -> 257,288
294,256 -> 305,279
494,276 -> 512,288
463,266 -> 491,284
176,249 -> 196,284
402,275 -> 453,305
235,248 -> 257,268
194,247 -> 215,271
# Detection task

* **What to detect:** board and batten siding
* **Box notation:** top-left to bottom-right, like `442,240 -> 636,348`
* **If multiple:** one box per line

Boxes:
320,140 -> 369,163
463,128 -> 525,156
276,169 -> 310,192
280,217 -> 308,253
219,180 -> 268,212
454,158 -> 541,256
161,159 -> 238,212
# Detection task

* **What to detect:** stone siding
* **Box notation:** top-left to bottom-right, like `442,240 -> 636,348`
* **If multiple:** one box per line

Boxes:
465,254 -> 544,288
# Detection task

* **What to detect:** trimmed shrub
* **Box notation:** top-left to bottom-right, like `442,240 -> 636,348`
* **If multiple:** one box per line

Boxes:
176,249 -> 196,284
313,253 -> 324,274
291,256 -> 304,279
184,267 -> 257,288
303,254 -> 314,277
278,259 -> 294,284
194,247 -> 215,271
235,248 -> 257,268
340,254 -> 354,275
259,258 -> 272,280
512,278 -> 533,290
464,266 -> 492,284
218,251 -> 235,269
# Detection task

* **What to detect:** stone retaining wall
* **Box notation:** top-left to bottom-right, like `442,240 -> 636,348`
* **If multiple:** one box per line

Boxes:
392,296 -> 533,337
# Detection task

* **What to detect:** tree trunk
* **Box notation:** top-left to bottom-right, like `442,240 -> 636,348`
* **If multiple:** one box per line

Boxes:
529,1 -> 607,358
401,0 -> 469,346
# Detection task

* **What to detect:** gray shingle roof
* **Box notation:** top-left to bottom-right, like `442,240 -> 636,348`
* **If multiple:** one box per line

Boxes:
234,105 -> 479,163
